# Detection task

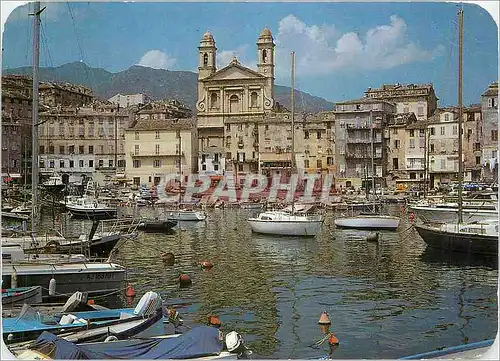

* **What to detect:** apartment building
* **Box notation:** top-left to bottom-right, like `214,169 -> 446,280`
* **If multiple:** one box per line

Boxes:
364,83 -> 438,121
463,105 -> 483,182
39,82 -> 93,107
333,98 -> 396,189
108,93 -> 151,108
38,101 -> 135,182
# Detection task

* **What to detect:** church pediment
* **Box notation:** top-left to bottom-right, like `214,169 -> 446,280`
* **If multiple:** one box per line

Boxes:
203,63 -> 265,82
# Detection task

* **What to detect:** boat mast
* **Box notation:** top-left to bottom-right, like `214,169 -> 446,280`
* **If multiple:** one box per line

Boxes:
31,1 -> 43,234
177,129 -> 182,206
457,7 -> 464,224
370,110 -> 375,199
290,52 -> 295,213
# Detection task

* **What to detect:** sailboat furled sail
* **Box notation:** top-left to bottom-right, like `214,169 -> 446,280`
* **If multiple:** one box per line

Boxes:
247,52 -> 324,237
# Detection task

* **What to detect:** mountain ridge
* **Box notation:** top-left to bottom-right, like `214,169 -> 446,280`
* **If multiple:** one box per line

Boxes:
3,62 -> 334,113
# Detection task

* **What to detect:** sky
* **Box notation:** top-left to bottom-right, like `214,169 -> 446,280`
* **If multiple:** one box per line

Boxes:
1,1 -> 498,107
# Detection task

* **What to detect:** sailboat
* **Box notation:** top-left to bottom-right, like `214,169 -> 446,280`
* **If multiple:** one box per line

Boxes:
247,52 -> 324,237
165,130 -> 207,222
334,111 -> 400,230
414,8 -> 498,256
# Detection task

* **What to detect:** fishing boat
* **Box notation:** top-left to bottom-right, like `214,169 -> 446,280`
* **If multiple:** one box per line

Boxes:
3,291 -> 164,345
334,111 -> 400,231
2,286 -> 43,306
13,326 -> 252,360
66,196 -> 117,219
42,174 -> 66,191
414,8 -> 499,256
247,52 -> 324,237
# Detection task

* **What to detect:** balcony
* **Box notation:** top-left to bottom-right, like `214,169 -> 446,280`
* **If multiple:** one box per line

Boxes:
346,136 -> 382,144
130,151 -> 183,157
345,151 -> 382,159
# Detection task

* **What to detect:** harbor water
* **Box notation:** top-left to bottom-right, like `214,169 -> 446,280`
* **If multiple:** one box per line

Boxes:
40,205 -> 497,359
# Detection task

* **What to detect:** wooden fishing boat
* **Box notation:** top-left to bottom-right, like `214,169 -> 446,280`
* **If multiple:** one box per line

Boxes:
2,286 -> 42,306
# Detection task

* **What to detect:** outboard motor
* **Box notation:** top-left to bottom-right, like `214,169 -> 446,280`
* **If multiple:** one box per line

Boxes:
226,331 -> 253,359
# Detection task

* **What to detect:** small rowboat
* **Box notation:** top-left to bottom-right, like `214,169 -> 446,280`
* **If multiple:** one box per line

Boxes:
2,286 -> 43,306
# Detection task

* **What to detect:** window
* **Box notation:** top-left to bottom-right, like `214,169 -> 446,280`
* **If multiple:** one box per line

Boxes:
48,145 -> 54,154
59,146 -> 65,154
226,124 -> 230,132
68,145 -> 75,154
211,93 -> 219,108
262,49 -> 267,63
39,145 -> 45,154
453,125 -> 458,135
488,97 -> 496,108
89,145 -> 94,154
226,152 -> 232,160
440,126 -> 445,135
430,143 -> 435,153
410,172 -> 416,179
89,160 -> 94,168
98,160 -> 103,168
153,159 -> 161,168
134,145 -> 139,155
492,130 -> 498,141
135,131 -> 139,140
203,53 -> 208,66
79,160 -> 84,167
304,159 -> 309,168
419,129 -> 425,136
202,164 -> 207,171
133,177 -> 140,186
155,144 -> 160,155
79,145 -> 84,154
238,124 -> 243,131
40,160 -> 45,168
69,160 -> 74,168
476,156 -> 481,165
59,126 -> 64,137
430,127 -> 435,135
265,125 -> 269,131
214,153 -> 219,162
214,164 -> 219,171
109,160 -> 113,167
155,131 -> 160,139
238,164 -> 243,172
317,131 -> 322,139
393,158 -> 399,170
133,160 -> 141,168
49,160 -> 55,168
99,145 -> 104,154
250,92 -> 258,108
304,130 -> 309,139
394,140 -> 400,149
88,126 -> 94,137
417,106 -> 424,117
409,139 -> 415,148
49,127 -> 54,136
409,130 -> 415,137
229,95 -> 240,113
60,160 -> 65,168
327,157 -> 333,165
445,114 -> 450,122
316,159 -> 322,168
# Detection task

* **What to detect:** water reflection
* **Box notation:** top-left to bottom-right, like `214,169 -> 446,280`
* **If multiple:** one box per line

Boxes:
33,207 -> 498,359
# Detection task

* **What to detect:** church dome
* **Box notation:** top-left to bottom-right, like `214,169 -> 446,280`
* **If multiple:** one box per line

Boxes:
202,31 -> 214,41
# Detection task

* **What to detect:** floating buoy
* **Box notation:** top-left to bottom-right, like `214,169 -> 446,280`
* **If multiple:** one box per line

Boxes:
318,311 -> 331,325
208,314 -> 221,327
87,299 -> 95,305
365,232 -> 379,242
179,274 -> 192,286
125,284 -> 136,297
11,270 -> 18,289
161,252 -> 175,265
328,333 -> 340,346
48,277 -> 56,296
200,260 -> 213,269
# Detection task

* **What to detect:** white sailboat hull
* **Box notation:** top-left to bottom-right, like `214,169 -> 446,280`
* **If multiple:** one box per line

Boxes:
409,206 -> 498,223
248,211 -> 323,236
334,215 -> 400,230
166,210 -> 207,221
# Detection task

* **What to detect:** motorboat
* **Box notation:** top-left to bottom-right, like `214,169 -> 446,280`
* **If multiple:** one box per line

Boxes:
137,219 -> 178,233
414,220 -> 498,256
409,204 -> 498,223
334,214 -> 400,230
166,209 -> 207,221
247,204 -> 324,237
42,174 -> 66,191
66,196 -> 117,219
2,286 -> 43,306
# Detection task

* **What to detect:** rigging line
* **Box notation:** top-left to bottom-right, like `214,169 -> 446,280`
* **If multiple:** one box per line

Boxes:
40,21 -> 54,69
66,2 -> 94,91
24,2 -> 32,64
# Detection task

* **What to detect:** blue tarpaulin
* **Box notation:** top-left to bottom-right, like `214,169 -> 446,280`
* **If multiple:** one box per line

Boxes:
32,326 -> 224,359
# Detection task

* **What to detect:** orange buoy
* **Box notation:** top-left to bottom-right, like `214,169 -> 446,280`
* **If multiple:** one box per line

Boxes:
208,314 -> 221,327
87,299 -> 95,305
125,284 -> 136,297
328,333 -> 340,346
179,274 -> 192,286
200,261 -> 213,269
318,311 -> 331,325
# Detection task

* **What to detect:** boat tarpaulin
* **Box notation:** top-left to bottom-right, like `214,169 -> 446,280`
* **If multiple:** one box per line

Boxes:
32,326 -> 224,359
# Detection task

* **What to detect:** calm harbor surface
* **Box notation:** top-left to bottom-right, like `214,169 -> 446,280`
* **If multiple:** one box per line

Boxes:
38,206 -> 498,359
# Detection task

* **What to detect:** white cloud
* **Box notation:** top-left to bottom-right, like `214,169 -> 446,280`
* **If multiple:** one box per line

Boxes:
274,14 -> 443,77
137,50 -> 176,70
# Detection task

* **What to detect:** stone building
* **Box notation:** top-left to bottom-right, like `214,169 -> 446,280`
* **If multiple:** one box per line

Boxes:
124,117 -> 196,187
364,83 -> 438,121
333,98 -> 396,190
196,29 -> 276,178
39,82 -> 93,107
38,100 -> 135,182
480,82 -> 498,182
462,105 -> 483,182
1,75 -> 33,181
108,93 -> 151,108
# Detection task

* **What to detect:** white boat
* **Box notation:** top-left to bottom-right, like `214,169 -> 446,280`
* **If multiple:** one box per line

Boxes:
42,174 -> 65,190
10,203 -> 31,215
239,202 -> 264,210
66,196 -> 117,219
248,204 -> 324,237
334,215 -> 400,230
409,205 -> 498,223
166,209 -> 207,221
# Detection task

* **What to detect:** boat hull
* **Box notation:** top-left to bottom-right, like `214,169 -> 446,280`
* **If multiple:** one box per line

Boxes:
409,206 -> 498,223
137,220 -> 177,232
2,286 -> 43,306
166,211 -> 207,221
414,224 -> 498,255
66,205 -> 117,219
334,216 -> 400,230
2,263 -> 126,300
247,219 -> 323,236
